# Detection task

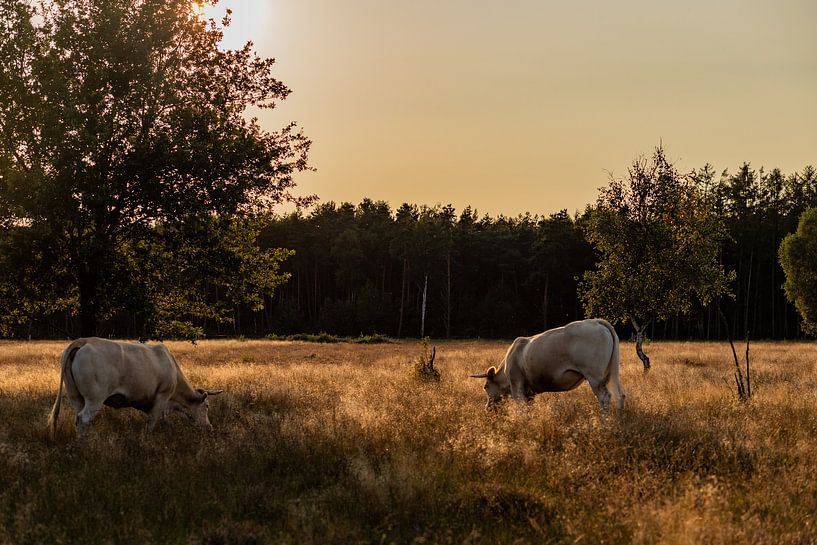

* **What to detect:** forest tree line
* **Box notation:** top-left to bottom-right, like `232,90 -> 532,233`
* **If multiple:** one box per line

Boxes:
257,162 -> 817,341
5,159 -> 817,341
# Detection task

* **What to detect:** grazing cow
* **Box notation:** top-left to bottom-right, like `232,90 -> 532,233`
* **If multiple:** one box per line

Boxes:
470,319 -> 624,414
47,338 -> 222,441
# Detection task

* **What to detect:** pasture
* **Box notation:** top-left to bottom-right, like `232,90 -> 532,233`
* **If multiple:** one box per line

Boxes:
0,339 -> 815,544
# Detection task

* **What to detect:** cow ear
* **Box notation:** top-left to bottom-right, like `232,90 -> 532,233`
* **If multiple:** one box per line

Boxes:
487,367 -> 496,380
205,389 -> 224,396
195,388 -> 208,401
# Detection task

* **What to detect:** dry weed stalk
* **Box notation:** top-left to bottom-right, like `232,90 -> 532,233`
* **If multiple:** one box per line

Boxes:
413,339 -> 440,382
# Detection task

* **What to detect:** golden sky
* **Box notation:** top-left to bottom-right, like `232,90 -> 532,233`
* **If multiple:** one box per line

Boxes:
207,0 -> 817,217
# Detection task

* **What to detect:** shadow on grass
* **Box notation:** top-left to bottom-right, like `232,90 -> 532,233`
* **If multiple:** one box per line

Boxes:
0,385 -> 760,545
607,406 -> 756,479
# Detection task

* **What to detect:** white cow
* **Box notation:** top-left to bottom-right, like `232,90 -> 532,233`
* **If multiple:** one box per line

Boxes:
47,337 -> 223,441
470,319 -> 625,413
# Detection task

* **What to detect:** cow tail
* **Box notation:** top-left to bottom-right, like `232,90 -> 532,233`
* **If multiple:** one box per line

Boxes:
47,339 -> 87,439
599,320 -> 624,405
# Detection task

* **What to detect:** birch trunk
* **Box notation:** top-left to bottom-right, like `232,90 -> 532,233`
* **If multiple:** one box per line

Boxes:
420,272 -> 428,338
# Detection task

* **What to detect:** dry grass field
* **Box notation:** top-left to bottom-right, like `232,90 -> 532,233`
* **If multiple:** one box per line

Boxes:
1,338 -> 816,544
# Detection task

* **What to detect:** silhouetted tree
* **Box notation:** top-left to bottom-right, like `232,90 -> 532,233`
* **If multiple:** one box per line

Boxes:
0,0 -> 309,336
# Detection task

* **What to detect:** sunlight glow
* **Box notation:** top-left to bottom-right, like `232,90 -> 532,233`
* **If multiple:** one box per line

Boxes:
200,1 -> 270,51
191,2 -> 204,17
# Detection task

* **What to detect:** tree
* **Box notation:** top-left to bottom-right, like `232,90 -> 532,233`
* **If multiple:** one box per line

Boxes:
126,215 -> 294,340
779,208 -> 817,334
0,0 -> 310,336
580,147 -> 732,369
390,203 -> 419,337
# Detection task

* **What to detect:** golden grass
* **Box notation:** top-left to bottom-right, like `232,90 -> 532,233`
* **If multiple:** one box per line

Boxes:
1,338 -> 816,544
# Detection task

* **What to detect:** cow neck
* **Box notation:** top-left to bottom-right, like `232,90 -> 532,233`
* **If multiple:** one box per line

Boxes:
495,362 -> 511,392
170,362 -> 200,404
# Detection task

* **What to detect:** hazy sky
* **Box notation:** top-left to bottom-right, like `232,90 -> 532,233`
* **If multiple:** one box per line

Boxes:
205,0 -> 817,217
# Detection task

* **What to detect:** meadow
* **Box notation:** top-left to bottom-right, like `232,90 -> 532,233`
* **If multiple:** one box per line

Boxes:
0,338 -> 815,544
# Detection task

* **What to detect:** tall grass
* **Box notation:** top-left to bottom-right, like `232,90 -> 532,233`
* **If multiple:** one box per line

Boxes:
0,339 -> 815,544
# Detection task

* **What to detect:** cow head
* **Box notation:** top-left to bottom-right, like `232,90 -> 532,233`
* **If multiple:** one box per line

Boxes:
469,366 -> 505,410
171,389 -> 224,430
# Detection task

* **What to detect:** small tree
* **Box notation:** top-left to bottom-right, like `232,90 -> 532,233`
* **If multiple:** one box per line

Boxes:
779,208 -> 817,334
580,147 -> 732,369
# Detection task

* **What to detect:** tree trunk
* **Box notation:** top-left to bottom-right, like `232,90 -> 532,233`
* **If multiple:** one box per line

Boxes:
397,258 -> 407,338
420,272 -> 428,338
382,265 -> 387,302
745,248 -> 753,336
631,318 -> 651,370
78,265 -> 100,338
313,262 -> 319,323
706,301 -> 711,340
784,298 -> 789,339
770,236 -> 776,339
78,295 -> 98,338
542,272 -> 549,331
445,251 -> 451,338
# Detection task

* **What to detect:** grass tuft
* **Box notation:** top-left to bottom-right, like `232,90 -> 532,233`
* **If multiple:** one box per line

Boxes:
412,339 -> 441,382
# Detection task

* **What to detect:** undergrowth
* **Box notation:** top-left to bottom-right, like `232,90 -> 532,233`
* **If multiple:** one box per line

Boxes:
264,332 -> 393,344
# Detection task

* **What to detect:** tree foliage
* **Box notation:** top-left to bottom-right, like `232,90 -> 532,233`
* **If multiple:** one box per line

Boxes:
0,0 -> 309,337
779,208 -> 817,334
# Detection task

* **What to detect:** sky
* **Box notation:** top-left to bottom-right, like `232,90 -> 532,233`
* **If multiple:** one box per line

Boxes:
204,0 -> 817,217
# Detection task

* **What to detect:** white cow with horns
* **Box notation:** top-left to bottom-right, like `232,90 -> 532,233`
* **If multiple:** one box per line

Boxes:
47,338 -> 223,441
470,319 -> 625,413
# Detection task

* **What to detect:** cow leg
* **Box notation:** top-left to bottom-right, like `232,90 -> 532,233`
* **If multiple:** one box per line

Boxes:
612,380 -> 626,412
146,395 -> 171,433
509,379 -> 529,411
67,391 -> 84,414
76,401 -> 103,444
588,380 -> 612,420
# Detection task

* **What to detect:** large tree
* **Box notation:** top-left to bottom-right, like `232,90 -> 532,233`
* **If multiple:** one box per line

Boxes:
580,147 -> 732,369
0,0 -> 310,336
779,208 -> 817,334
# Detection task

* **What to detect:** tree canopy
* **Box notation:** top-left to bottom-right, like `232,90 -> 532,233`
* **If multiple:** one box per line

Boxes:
0,0 -> 310,337
779,208 -> 817,335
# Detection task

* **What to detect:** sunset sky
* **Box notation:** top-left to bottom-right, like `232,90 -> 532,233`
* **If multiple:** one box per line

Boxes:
205,0 -> 817,217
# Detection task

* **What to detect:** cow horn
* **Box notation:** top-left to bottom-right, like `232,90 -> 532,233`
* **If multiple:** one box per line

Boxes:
205,389 -> 224,396
469,373 -> 489,378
